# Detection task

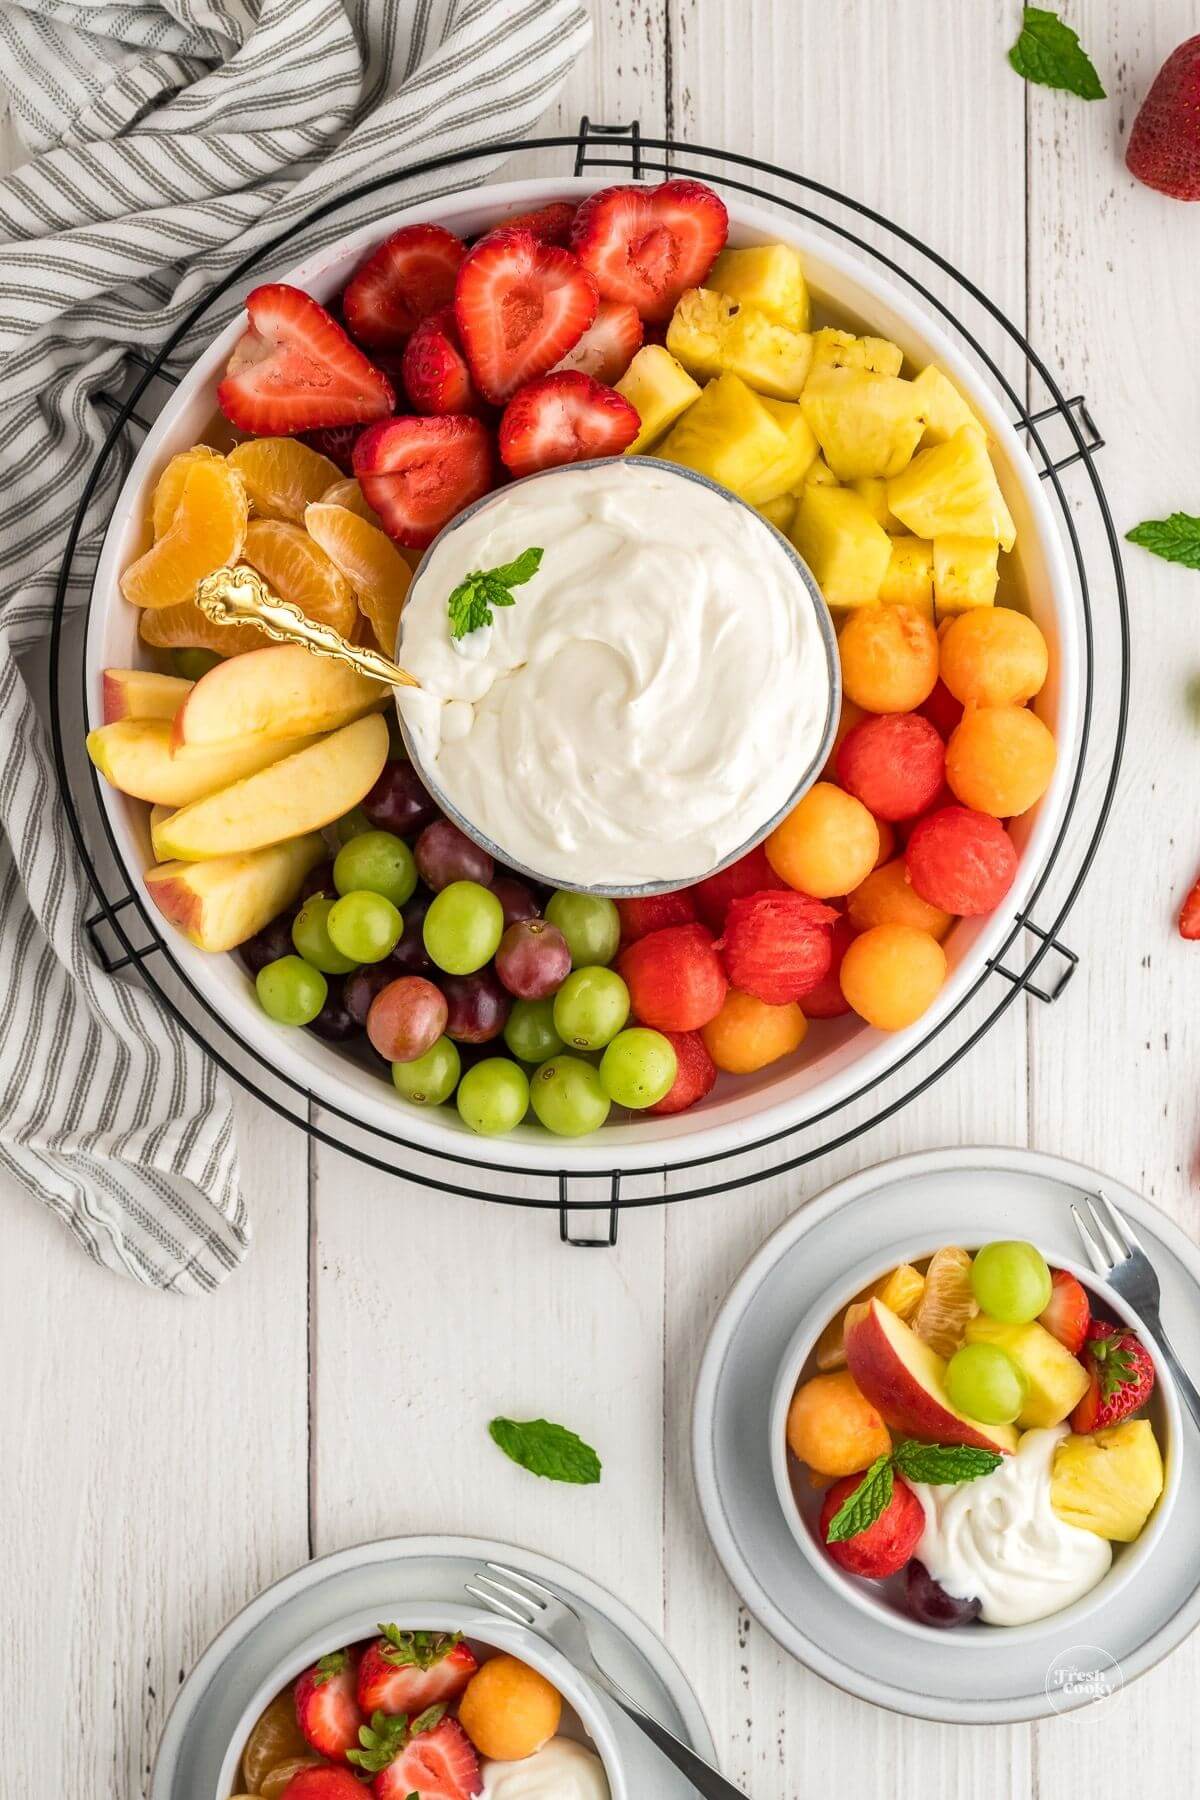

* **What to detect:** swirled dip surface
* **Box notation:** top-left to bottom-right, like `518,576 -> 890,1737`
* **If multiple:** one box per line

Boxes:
395,462 -> 831,887
479,1736 -> 611,1798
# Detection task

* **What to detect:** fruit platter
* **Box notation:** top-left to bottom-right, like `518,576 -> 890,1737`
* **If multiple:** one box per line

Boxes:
774,1235 -> 1176,1637
85,173 -> 1079,1167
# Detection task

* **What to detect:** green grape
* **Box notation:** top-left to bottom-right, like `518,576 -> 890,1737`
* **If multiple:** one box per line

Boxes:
599,1028 -> 677,1109
545,891 -> 621,968
292,895 -> 359,973
391,1036 -> 461,1106
423,880 -> 504,975
970,1240 -> 1052,1324
333,830 -> 417,908
256,955 -> 327,1026
552,966 -> 630,1051
333,805 -> 373,846
327,890 -> 402,964
456,1057 -> 530,1135
529,1056 -> 611,1136
504,997 -> 564,1064
945,1342 -> 1027,1425
171,647 -> 222,680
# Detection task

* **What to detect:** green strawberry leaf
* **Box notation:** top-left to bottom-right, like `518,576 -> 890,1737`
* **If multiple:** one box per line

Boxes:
311,1649 -> 348,1688
1088,1331 -> 1139,1400
488,1416 -> 602,1485
823,1454 -> 894,1543
348,1710 -> 411,1773
893,1441 -> 1004,1484
447,546 -> 543,639
410,1704 -> 448,1736
1008,7 -> 1105,99
378,1627 -> 462,1671
1126,513 -> 1200,572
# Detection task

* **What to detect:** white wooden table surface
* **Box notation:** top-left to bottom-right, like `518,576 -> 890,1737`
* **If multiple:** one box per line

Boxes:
4,4 -> 1200,1795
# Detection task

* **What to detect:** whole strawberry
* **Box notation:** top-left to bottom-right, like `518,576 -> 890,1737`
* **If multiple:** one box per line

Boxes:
1126,35 -> 1200,201
1071,1318 -> 1155,1432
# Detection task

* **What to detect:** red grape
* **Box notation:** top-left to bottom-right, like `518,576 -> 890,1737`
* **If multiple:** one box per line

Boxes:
491,874 -> 541,928
416,818 -> 494,891
391,890 -> 433,975
239,912 -> 295,976
904,1561 -> 981,1629
494,919 -> 571,999
366,976 -> 448,1062
307,977 -> 360,1042
442,969 -> 511,1043
298,858 -> 336,904
362,759 -> 439,837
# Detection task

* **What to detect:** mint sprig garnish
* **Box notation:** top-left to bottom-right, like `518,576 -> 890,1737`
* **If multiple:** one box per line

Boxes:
447,545 -> 543,639
1008,7 -> 1105,99
1126,513 -> 1200,573
824,1442 -> 1003,1544
488,1416 -> 601,1485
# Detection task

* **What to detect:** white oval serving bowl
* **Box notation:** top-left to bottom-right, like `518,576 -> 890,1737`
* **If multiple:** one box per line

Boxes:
768,1239 -> 1181,1647
86,174 -> 1081,1174
217,1601 -> 628,1800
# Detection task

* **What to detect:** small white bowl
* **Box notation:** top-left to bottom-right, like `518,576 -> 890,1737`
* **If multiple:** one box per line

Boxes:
217,1601 -> 628,1800
768,1240 -> 1181,1647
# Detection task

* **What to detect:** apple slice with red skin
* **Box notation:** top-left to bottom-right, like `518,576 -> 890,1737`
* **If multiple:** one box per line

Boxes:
171,643 -> 386,750
86,719 -> 319,809
102,668 -> 192,724
844,1297 -> 1017,1454
145,833 -> 325,952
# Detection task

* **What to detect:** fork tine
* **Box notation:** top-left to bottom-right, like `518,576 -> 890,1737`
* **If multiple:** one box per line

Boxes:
1072,1202 -> 1112,1277
470,1573 -> 544,1618
464,1582 -> 533,1626
485,1562 -> 556,1603
1094,1190 -> 1144,1256
1085,1195 -> 1128,1266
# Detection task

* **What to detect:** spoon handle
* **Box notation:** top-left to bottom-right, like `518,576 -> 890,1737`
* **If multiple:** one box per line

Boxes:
195,565 -> 420,690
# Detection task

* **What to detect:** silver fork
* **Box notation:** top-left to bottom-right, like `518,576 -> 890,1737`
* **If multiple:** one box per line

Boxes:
1072,1190 -> 1200,1431
466,1563 -> 750,1799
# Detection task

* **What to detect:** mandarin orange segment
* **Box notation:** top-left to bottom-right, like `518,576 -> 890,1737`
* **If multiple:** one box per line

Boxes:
239,517 -> 358,638
815,1262 -> 926,1370
229,436 -> 343,525
151,444 -> 225,538
122,456 -> 248,609
320,475 -> 386,532
911,1244 -> 978,1359
139,598 -> 264,657
239,1690 -> 311,1791
304,500 -> 412,654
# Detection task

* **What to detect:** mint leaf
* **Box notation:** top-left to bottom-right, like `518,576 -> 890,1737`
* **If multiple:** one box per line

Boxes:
491,546 -> 544,588
488,1416 -> 601,1485
447,546 -> 543,639
823,1454 -> 893,1543
1008,7 -> 1105,98
893,1441 -> 1003,1484
1126,513 -> 1200,572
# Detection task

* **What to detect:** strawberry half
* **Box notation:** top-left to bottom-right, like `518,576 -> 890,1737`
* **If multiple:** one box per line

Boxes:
1071,1318 -> 1156,1432
217,285 -> 394,434
1179,874 -> 1200,939
343,223 -> 466,349
454,229 -> 598,404
350,1710 -> 481,1800
356,1627 -> 477,1717
301,424 -> 363,475
1038,1268 -> 1091,1355
401,308 -> 484,415
569,179 -> 728,321
498,371 -> 639,477
353,415 -> 494,549
1126,35 -> 1200,201
493,200 -> 578,245
278,1769 -> 364,1800
553,298 -> 644,385
294,1649 -> 364,1763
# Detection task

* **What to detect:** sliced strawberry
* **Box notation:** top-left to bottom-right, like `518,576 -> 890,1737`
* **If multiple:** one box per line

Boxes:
279,1768 -> 366,1800
1070,1318 -> 1156,1432
493,200 -> 578,245
1180,874 -> 1200,939
301,424 -> 364,475
569,179 -> 728,322
356,1628 -> 477,1717
343,223 -> 466,350
218,285 -> 394,434
1038,1268 -> 1091,1355
353,415 -> 494,549
294,1649 -> 364,1763
353,1713 -> 481,1800
454,229 -> 598,404
498,371 -> 639,478
402,309 -> 484,416
553,299 -> 643,385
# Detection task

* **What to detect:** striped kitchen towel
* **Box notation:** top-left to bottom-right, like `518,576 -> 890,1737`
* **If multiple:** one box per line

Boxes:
0,0 -> 590,1292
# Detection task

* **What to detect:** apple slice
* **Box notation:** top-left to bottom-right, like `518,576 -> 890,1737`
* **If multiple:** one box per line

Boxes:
844,1297 -> 1017,1454
145,833 -> 326,951
171,642 -> 387,749
154,713 -> 389,861
102,668 -> 193,724
86,719 -> 318,808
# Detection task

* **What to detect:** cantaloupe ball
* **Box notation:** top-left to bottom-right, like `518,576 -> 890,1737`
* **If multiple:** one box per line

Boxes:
847,858 -> 954,940
838,603 -> 939,713
702,989 -> 808,1073
458,1655 -> 562,1762
766,781 -> 879,898
940,607 -> 1049,708
786,1370 -> 892,1477
945,705 -> 1057,817
840,923 -> 947,1029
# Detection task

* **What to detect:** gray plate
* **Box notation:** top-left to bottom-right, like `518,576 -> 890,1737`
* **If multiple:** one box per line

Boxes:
692,1147 -> 1200,1724
151,1533 -> 715,1797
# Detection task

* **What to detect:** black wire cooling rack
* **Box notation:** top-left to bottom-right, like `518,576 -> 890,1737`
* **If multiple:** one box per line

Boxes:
50,120 -> 1130,1245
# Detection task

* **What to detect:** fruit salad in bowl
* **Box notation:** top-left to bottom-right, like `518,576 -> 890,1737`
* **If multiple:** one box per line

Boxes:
223,1612 -> 621,1800
770,1237 -> 1178,1638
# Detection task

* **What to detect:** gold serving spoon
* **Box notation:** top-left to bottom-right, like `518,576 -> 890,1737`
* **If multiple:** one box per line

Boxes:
195,565 -> 421,691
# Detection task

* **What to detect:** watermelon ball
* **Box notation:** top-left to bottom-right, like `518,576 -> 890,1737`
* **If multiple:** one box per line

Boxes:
687,843 -> 787,934
920,677 -> 965,740
716,890 -> 838,1005
835,712 -> 946,822
646,1028 -> 718,1115
616,889 -> 696,947
617,923 -> 728,1031
798,913 -> 856,1019
905,805 -> 1018,916
820,1471 -> 925,1577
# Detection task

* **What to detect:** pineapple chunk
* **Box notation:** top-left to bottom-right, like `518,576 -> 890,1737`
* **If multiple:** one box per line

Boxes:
616,345 -> 702,455
801,456 -> 839,491
887,425 -> 1017,552
911,364 -> 984,447
801,366 -> 925,482
851,476 -> 904,532
666,288 -> 813,399
708,243 -> 810,330
741,399 -> 818,504
756,494 -> 796,534
810,327 -> 904,378
933,536 -> 1000,618
657,373 -> 789,500
816,1262 -> 926,1371
965,1316 -> 1091,1428
789,485 -> 892,609
880,536 -> 934,616
1051,1420 -> 1165,1543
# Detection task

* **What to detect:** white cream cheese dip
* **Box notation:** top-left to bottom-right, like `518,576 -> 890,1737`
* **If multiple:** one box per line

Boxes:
395,460 -> 832,888
479,1736 -> 611,1799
